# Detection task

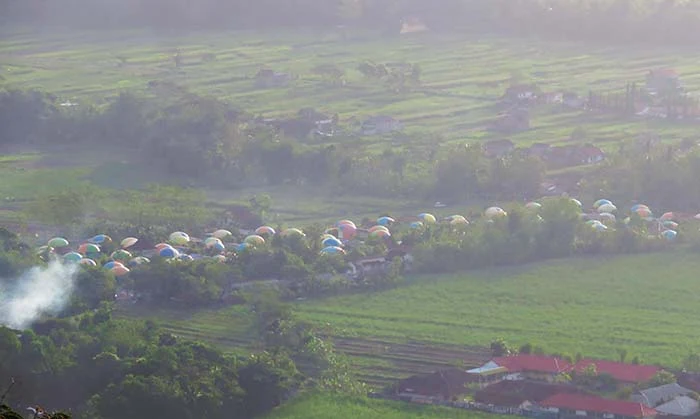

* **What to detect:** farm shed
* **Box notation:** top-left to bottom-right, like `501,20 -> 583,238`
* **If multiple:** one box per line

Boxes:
632,383 -> 693,407
539,393 -> 657,419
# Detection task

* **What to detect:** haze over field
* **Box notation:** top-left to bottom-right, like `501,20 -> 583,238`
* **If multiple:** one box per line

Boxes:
3,1 -> 700,419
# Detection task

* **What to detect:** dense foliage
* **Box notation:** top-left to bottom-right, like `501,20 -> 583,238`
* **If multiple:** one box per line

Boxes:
585,145 -> 700,214
4,0 -> 700,46
410,197 -> 666,275
0,294 -> 362,419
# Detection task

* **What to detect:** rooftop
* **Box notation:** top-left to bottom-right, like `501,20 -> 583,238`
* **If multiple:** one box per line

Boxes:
633,382 -> 693,407
574,359 -> 661,383
475,381 -> 582,407
655,395 -> 700,417
540,393 -> 657,417
493,355 -> 572,374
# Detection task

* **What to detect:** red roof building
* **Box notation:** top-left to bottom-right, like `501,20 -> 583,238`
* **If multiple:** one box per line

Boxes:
475,380 -> 584,407
574,359 -> 661,384
493,355 -> 572,375
540,393 -> 657,418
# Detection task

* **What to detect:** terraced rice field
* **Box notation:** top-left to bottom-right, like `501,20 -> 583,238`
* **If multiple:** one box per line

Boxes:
3,28 -> 700,147
116,305 -> 489,388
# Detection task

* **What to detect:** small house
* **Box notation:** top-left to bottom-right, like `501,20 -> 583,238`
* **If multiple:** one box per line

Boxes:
255,69 -> 291,88
361,116 -> 402,135
483,139 -> 515,158
467,361 -> 510,387
632,383 -> 693,407
539,393 -> 657,419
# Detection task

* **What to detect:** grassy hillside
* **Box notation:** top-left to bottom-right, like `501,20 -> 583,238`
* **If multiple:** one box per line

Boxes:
295,250 -> 700,368
262,394 -> 505,419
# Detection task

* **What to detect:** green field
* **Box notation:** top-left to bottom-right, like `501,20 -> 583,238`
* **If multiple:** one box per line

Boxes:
2,27 -> 700,148
118,250 -> 700,389
295,251 -> 700,368
262,394 -> 504,419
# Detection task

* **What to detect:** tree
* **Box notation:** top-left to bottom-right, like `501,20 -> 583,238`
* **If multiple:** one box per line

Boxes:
238,351 -> 300,416
67,267 -> 117,314
0,328 -> 21,370
490,338 -> 511,357
519,343 -> 533,354
249,194 -> 272,221
647,370 -> 677,387
617,348 -> 628,363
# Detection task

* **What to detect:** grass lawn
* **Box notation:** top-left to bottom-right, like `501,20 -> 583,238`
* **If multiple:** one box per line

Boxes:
262,393 -> 505,419
295,250 -> 700,368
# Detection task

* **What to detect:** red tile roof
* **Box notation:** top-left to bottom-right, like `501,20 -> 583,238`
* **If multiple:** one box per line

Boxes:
493,355 -> 572,374
541,393 -> 657,418
574,359 -> 661,383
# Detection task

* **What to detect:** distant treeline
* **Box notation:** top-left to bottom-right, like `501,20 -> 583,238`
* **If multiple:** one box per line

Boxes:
0,87 -> 546,203
4,0 -> 700,45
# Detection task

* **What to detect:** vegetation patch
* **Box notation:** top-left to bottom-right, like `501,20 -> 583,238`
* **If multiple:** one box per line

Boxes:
296,251 -> 700,368
262,393 -> 506,419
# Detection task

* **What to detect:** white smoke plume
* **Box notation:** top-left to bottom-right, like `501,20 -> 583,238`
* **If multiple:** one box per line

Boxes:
0,261 -> 78,330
